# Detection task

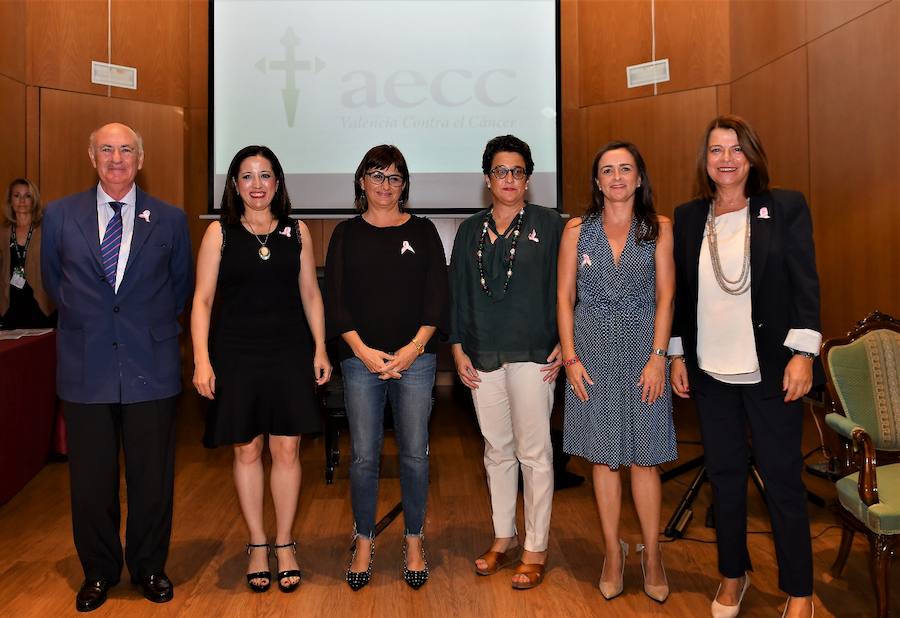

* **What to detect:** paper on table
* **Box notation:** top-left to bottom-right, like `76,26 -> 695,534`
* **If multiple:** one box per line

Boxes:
0,328 -> 54,341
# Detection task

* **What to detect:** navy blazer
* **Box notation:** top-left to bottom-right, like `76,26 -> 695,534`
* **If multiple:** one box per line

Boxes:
41,187 -> 193,404
672,189 -> 824,398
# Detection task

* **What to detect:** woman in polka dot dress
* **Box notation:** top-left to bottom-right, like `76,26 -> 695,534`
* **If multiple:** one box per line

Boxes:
558,141 -> 677,603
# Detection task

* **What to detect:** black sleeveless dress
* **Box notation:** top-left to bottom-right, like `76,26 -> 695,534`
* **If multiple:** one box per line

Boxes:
203,218 -> 320,447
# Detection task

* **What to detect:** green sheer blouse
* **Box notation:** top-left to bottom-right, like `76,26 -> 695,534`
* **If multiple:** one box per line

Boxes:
449,203 -> 563,371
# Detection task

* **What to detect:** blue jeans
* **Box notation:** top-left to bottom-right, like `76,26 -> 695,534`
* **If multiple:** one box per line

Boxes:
341,353 -> 436,538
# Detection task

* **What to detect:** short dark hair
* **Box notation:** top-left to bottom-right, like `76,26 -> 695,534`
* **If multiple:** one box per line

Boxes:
586,141 -> 659,243
220,145 -> 291,224
353,145 -> 410,212
481,135 -> 535,177
694,115 -> 770,200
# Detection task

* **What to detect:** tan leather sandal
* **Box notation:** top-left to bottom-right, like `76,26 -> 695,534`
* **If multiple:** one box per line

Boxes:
474,545 -> 522,576
511,561 -> 546,590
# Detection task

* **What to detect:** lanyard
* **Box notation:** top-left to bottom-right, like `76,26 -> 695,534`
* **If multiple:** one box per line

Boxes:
10,223 -> 34,263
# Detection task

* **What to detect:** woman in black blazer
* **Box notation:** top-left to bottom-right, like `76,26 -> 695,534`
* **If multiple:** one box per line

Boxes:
669,115 -> 821,618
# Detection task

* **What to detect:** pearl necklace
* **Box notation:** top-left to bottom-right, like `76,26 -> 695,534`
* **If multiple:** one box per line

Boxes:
706,198 -> 751,295
476,207 -> 525,297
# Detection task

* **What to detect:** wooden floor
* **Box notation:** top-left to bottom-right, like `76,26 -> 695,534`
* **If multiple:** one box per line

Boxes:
0,385 -> 889,617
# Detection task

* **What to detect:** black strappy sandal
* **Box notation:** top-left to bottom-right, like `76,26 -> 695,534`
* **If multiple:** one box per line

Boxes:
245,543 -> 271,593
273,540 -> 301,593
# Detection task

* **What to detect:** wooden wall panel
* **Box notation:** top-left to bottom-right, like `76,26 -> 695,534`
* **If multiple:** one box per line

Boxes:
578,0 -> 728,107
0,0 -> 26,83
730,0 -> 806,79
655,0 -> 730,94
110,0 -> 190,107
189,0 -> 209,109
716,84 -> 731,115
39,89 -> 185,208
26,86 -> 39,185
583,87 -> 718,218
28,0 -> 109,95
185,107 -> 208,259
578,1 -> 651,106
806,0 -> 888,40
808,1 -> 900,338
0,75 -> 27,188
731,48 -> 809,197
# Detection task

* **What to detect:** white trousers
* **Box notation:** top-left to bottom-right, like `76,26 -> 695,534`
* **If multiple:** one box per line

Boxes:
471,362 -> 555,552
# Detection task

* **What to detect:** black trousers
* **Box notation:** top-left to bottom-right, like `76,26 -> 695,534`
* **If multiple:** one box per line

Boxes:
64,398 -> 177,582
692,372 -> 813,597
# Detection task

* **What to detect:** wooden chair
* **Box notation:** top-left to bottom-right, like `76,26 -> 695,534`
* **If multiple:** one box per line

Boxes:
823,310 -> 900,618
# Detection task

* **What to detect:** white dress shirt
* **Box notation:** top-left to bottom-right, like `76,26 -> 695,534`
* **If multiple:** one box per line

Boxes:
96,183 -> 136,293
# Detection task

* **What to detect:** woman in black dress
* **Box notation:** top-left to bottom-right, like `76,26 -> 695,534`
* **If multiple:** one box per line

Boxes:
191,146 -> 331,593
1,178 -> 55,329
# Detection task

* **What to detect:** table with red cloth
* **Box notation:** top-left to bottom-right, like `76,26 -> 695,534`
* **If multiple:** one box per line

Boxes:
0,331 -> 59,505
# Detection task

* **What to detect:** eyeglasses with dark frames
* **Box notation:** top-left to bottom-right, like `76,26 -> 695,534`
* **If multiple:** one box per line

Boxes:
489,166 -> 527,181
365,171 -> 405,187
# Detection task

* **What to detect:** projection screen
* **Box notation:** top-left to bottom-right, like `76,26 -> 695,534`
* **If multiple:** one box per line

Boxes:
211,0 -> 560,214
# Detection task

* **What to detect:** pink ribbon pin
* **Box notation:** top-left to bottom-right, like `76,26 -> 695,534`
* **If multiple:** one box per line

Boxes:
278,226 -> 292,237
401,240 -> 415,255
527,229 -> 539,243
757,207 -> 770,219
581,253 -> 592,267
138,209 -> 151,223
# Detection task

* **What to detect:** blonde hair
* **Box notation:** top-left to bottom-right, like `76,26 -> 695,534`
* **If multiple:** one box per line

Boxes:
4,178 -> 42,225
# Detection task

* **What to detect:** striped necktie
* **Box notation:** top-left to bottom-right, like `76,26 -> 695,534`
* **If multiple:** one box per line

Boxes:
101,201 -> 124,288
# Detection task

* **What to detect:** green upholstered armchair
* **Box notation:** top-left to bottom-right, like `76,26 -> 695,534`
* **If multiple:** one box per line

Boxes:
823,310 -> 900,618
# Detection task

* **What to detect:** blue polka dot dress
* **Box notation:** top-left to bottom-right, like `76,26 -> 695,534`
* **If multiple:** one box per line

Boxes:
563,215 -> 677,468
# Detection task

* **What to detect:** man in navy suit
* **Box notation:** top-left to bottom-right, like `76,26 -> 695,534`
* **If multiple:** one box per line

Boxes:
41,123 -> 192,612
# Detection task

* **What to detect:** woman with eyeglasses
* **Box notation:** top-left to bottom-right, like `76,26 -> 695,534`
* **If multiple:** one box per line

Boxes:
324,144 -> 448,591
449,134 -> 563,590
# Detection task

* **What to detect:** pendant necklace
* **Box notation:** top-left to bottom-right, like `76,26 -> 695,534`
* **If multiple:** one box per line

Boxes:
243,216 -> 272,261
476,206 -> 525,297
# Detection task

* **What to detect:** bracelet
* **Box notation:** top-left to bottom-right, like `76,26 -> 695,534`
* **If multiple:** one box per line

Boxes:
651,348 -> 668,357
668,355 -> 685,363
562,356 -> 580,367
411,338 -> 425,356
789,348 -> 816,359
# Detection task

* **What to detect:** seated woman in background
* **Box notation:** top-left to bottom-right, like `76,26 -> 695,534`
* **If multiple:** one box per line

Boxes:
192,145 -> 331,594
670,115 -> 821,618
1,178 -> 55,329
324,144 -> 448,591
558,141 -> 676,603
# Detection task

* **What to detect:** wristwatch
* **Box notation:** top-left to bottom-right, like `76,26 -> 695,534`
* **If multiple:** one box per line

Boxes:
789,348 -> 816,359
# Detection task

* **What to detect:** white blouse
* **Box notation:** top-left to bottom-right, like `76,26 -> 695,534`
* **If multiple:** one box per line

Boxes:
696,206 -> 760,384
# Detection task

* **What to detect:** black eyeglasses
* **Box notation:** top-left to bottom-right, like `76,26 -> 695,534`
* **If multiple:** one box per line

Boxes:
490,166 -> 527,180
365,171 -> 405,187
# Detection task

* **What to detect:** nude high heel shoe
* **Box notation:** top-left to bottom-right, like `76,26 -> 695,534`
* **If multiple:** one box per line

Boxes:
781,596 -> 814,618
636,543 -> 669,603
711,573 -> 750,618
598,539 -> 628,600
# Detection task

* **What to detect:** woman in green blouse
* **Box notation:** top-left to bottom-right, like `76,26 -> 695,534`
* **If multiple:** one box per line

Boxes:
449,134 -> 563,590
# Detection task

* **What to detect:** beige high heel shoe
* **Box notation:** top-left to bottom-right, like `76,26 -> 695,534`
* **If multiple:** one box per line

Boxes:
636,543 -> 669,603
781,596 -> 815,618
598,539 -> 628,600
711,573 -> 750,618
